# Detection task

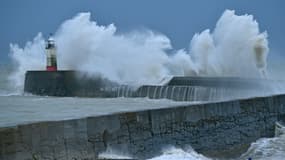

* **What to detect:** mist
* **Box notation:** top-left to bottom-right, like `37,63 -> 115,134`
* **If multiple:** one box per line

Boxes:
9,10 -> 268,92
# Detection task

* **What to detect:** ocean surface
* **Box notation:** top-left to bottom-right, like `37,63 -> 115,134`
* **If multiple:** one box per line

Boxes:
1,65 -> 285,160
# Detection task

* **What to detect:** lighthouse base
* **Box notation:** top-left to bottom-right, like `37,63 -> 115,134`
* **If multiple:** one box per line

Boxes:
46,66 -> 57,71
24,70 -> 119,97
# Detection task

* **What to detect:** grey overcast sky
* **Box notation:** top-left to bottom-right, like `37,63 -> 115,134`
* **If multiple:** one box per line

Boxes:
0,0 -> 284,64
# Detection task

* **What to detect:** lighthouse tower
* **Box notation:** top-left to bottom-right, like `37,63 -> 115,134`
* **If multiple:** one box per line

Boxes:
45,35 -> 57,71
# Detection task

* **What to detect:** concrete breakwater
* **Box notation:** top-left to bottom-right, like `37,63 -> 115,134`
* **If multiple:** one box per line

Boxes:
24,71 -> 273,101
1,94 -> 285,159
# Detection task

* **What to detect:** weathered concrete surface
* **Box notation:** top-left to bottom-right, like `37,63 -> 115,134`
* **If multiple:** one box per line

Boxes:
1,94 -> 285,159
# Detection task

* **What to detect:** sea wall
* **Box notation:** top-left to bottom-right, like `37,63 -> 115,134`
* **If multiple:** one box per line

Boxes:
1,94 -> 285,159
24,71 -> 270,101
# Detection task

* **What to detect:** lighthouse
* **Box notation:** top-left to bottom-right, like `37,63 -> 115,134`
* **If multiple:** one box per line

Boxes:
45,35 -> 57,71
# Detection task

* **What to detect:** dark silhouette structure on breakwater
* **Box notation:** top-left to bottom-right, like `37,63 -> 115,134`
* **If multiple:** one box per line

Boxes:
24,70 -> 276,101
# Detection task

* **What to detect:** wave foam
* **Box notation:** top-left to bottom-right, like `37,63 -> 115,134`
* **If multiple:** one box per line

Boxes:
9,10 -> 268,93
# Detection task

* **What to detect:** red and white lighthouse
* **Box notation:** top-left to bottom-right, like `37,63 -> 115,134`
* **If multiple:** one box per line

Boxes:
45,35 -> 57,71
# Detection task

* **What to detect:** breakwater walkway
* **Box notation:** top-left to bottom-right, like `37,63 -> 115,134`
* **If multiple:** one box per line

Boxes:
1,94 -> 285,159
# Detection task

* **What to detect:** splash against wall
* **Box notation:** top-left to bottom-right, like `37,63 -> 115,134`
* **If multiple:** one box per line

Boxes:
9,10 -> 268,91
